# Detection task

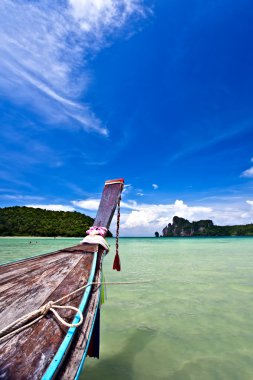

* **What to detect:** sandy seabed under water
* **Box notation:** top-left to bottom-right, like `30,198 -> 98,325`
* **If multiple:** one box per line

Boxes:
1,237 -> 253,380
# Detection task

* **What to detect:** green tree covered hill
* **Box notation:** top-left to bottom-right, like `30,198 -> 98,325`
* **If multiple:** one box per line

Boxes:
0,206 -> 112,237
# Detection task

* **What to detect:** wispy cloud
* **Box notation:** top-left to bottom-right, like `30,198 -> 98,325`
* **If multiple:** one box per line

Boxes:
167,119 -> 253,164
71,199 -> 100,210
240,157 -> 253,178
0,133 -> 66,173
0,0 -> 148,135
27,204 -> 75,212
0,169 -> 35,189
122,184 -> 133,195
241,167 -> 253,178
152,183 -> 158,190
69,0 -> 147,41
2,195 -> 44,201
65,183 -> 93,197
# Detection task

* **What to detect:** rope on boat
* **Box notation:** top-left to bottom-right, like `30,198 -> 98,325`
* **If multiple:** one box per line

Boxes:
0,280 -> 149,343
113,195 -> 121,271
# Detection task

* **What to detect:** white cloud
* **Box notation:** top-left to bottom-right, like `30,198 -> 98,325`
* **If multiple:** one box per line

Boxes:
71,199 -> 100,210
46,196 -> 253,237
121,200 -> 139,209
241,167 -> 253,178
122,184 -> 133,195
238,200 -> 253,220
109,198 -> 253,236
111,199 -> 212,236
121,199 -> 212,229
69,0 -> 146,39
152,184 -> 158,190
0,0 -> 147,134
27,204 -> 75,212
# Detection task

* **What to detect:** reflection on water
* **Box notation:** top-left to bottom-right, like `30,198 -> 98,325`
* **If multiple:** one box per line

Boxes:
1,237 -> 253,380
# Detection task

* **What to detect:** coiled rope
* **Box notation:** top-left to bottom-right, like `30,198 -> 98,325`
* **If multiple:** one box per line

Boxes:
0,279 -> 149,344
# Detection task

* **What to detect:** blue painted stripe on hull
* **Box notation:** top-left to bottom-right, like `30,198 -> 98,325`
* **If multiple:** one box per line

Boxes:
41,251 -> 98,380
74,278 -> 102,380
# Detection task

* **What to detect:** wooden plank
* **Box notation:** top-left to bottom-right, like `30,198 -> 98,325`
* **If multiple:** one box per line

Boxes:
0,247 -> 96,379
94,179 -> 124,229
0,245 -> 98,328
0,253 -> 81,327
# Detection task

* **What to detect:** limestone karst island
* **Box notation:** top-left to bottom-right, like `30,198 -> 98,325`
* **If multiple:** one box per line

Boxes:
158,216 -> 253,237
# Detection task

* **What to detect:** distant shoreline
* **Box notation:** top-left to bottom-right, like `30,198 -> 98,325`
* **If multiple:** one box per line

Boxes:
1,235 -> 253,239
0,236 -> 81,239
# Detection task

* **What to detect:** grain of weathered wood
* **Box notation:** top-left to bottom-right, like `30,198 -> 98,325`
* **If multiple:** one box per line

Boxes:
0,247 -> 95,379
0,179 -> 124,379
94,180 -> 123,229
0,254 -> 80,325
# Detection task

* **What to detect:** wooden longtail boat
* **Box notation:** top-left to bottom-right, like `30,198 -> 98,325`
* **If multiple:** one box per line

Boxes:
0,179 -> 124,380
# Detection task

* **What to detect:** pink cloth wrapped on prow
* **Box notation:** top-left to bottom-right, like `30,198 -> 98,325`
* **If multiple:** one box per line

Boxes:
86,226 -> 107,237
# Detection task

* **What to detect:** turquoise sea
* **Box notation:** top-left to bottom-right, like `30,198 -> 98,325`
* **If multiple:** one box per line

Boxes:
0,237 -> 253,380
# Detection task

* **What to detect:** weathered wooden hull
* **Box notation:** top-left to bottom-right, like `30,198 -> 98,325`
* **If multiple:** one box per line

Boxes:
0,179 -> 124,379
0,244 -> 99,379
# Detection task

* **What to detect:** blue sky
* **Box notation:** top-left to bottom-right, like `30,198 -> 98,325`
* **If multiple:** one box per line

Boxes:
1,0 -> 253,236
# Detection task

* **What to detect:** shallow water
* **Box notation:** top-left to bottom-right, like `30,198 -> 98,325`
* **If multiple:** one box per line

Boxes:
1,237 -> 253,380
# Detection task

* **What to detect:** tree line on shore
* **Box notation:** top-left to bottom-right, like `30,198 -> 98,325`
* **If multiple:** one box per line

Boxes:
0,206 -> 112,237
